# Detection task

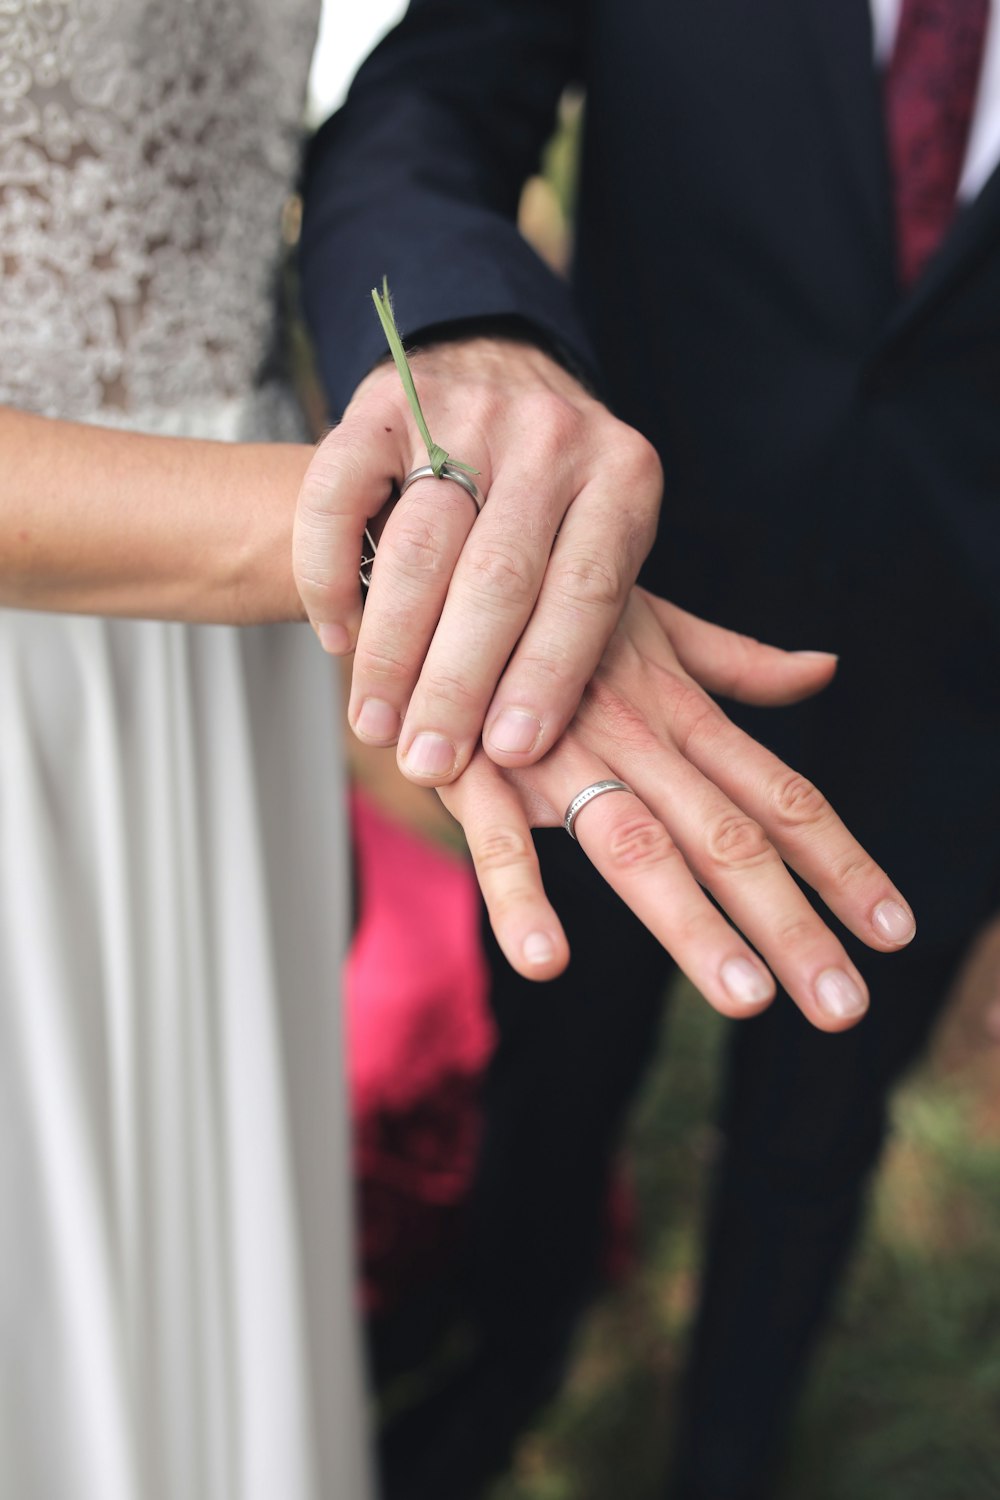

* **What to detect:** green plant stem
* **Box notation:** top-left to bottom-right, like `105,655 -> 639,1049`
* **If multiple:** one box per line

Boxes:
371,277 -> 478,478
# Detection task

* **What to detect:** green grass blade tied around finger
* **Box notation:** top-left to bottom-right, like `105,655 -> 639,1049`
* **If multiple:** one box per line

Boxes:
371,277 -> 478,478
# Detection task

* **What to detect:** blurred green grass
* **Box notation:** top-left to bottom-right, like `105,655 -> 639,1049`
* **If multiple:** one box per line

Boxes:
487,982 -> 1000,1500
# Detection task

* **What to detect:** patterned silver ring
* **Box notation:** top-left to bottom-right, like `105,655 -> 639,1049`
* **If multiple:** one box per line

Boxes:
399,463 -> 484,513
563,779 -> 633,840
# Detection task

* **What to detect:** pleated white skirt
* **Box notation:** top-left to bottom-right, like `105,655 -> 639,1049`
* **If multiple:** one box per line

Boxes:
0,403 -> 372,1500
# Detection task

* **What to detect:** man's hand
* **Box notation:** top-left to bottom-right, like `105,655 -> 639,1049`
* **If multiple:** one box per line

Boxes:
437,590 -> 917,1032
294,336 -> 661,783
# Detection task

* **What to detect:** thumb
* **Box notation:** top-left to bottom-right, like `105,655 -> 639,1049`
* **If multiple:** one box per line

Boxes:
642,591 -> 838,706
292,414 -> 402,655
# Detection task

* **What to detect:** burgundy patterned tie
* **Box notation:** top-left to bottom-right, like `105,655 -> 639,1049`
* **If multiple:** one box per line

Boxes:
884,0 -> 990,287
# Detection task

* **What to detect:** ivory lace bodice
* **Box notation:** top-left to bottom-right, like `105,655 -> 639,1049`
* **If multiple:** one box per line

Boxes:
0,0 -> 320,423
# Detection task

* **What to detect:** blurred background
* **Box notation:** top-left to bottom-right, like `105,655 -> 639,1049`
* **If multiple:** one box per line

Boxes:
307,0 -> 406,121
319,10 -> 1000,1498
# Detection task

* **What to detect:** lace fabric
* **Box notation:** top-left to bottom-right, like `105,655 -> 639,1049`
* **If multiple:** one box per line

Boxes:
0,0 -> 318,423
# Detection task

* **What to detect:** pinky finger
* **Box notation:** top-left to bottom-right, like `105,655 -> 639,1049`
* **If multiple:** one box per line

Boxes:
437,759 -> 570,981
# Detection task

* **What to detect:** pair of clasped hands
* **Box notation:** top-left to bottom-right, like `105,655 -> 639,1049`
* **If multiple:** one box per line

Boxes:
294,336 -> 916,1029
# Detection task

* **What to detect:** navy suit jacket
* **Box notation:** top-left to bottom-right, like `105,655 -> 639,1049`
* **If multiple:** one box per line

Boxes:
300,0 -> 1000,950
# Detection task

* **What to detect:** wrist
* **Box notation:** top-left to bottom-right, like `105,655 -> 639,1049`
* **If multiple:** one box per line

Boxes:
223,443 -> 313,625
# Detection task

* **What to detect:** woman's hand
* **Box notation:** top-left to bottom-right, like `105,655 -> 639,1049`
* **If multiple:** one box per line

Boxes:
437,590 -> 916,1032
293,336 -> 662,781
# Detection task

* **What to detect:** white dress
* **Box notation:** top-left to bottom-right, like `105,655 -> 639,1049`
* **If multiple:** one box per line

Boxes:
0,4 -> 373,1498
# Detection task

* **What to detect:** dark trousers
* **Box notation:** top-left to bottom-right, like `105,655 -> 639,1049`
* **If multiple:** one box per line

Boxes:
669,938 -> 963,1500
378,831 -> 668,1497
379,825 -> 982,1499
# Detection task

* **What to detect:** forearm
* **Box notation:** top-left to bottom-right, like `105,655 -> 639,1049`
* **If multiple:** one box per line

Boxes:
1,408 -> 311,623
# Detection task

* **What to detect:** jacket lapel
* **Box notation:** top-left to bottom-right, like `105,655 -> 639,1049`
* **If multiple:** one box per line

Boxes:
882,162 -> 1000,342
798,0 -> 895,273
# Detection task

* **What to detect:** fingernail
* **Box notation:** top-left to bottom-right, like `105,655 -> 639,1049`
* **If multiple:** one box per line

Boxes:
489,710 -> 542,755
404,732 -> 456,778
318,622 -> 350,654
816,968 -> 868,1022
793,650 -> 838,662
355,697 -> 399,743
523,932 -> 556,966
872,899 -> 916,945
721,957 -> 773,1007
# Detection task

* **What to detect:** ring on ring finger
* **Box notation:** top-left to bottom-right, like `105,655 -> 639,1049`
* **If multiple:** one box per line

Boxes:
359,463 -> 485,593
563,778 -> 633,839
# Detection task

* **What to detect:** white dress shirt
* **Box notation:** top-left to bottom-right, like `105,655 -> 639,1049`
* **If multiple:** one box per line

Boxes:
871,0 -> 1000,198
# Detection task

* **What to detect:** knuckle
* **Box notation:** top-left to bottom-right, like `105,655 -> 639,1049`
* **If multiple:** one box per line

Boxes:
582,679 -> 661,756
704,812 -> 772,873
601,431 -> 663,559
389,513 -> 449,577
769,771 -> 829,830
353,644 -> 412,691
605,814 -> 679,874
292,543 -> 331,592
773,915 -> 819,951
466,541 -> 535,604
494,885 -> 542,920
293,535 -> 341,606
828,846 -> 880,889
405,480 -> 474,525
299,441 -> 365,512
514,643 -> 573,686
295,474 -> 336,528
670,907 -> 721,953
619,429 -> 664,495
533,392 -> 584,450
474,825 -> 536,875
294,571 -> 334,606
554,549 -> 623,612
422,664 -> 480,714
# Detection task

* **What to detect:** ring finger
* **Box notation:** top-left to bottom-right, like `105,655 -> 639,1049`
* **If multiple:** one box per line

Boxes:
349,447 -> 492,752
519,749 -> 778,1016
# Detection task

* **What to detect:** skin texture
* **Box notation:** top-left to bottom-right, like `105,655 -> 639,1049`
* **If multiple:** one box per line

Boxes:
439,590 -> 916,1030
294,337 -> 916,1023
0,406 -> 311,624
294,336 -> 662,781
2,398 -> 914,1028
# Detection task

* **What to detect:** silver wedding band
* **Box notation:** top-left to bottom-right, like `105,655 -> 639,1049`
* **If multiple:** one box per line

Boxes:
359,463 -> 485,593
399,463 -> 484,513
563,779 -> 633,840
